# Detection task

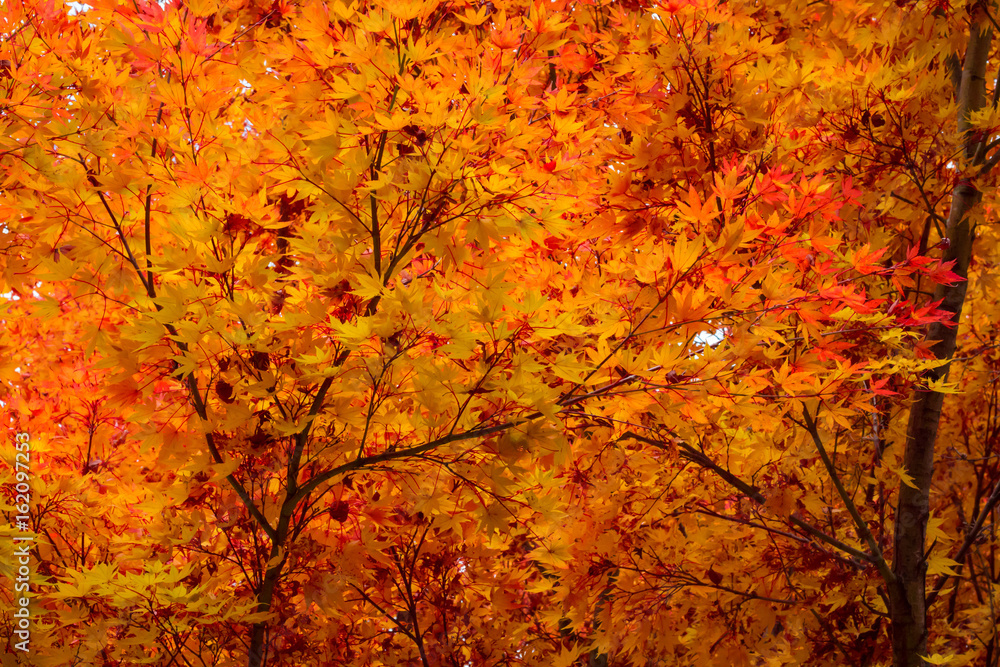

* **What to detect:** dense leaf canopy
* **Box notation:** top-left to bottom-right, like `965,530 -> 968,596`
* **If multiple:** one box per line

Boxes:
1,0 -> 999,666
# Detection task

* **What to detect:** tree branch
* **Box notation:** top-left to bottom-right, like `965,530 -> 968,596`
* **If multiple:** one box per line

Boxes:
800,408 -> 895,585
927,478 -> 1000,607
617,431 -> 873,566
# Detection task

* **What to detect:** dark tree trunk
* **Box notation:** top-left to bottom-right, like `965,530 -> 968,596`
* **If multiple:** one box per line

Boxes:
889,14 -> 988,665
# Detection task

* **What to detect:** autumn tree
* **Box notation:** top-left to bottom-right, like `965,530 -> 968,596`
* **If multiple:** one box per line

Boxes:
548,1 -> 1000,666
1,0 -> 999,666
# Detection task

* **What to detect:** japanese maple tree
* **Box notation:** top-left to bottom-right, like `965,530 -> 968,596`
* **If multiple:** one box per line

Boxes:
1,0 -> 998,666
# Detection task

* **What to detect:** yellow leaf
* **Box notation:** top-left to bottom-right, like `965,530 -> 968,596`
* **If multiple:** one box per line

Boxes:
925,377 -> 961,394
530,540 -> 571,568
926,556 -> 962,577
352,272 -> 385,300
669,233 -> 704,274
893,465 -> 919,490
552,645 -> 585,667
457,6 -> 490,25
526,577 -> 555,593
265,547 -> 286,571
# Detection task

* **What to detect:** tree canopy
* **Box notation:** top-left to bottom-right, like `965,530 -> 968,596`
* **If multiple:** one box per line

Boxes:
1,0 -> 999,666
